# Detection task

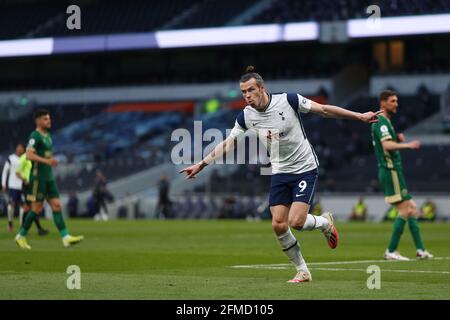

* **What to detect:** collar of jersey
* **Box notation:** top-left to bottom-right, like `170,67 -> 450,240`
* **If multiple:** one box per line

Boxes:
379,112 -> 392,123
36,129 -> 49,137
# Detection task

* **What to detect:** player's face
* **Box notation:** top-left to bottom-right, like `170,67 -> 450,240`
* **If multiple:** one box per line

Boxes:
240,79 -> 265,109
37,114 -> 52,130
382,95 -> 398,115
16,144 -> 24,156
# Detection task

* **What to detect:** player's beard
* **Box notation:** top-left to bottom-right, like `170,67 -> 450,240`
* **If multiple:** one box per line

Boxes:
39,125 -> 50,133
388,107 -> 397,117
383,107 -> 395,118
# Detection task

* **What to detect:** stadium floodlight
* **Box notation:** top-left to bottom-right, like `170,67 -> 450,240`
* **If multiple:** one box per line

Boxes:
348,13 -> 450,38
283,22 -> 319,41
155,23 -> 319,48
0,22 -> 320,58
0,38 -> 53,57
155,24 -> 283,48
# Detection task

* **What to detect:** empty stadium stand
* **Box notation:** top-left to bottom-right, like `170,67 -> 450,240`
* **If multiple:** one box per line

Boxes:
249,0 -> 450,24
2,0 -> 450,41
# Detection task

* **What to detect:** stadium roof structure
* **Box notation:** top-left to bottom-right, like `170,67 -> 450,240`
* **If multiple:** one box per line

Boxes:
0,13 -> 449,58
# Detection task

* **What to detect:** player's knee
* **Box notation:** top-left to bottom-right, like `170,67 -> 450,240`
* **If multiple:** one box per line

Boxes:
32,204 -> 43,213
401,200 -> 416,217
272,219 -> 288,234
288,220 -> 302,230
288,215 -> 306,230
410,203 -> 418,217
52,203 -> 62,212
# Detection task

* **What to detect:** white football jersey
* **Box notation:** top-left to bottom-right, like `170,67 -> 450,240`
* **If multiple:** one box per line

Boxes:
1,153 -> 22,190
229,92 -> 319,174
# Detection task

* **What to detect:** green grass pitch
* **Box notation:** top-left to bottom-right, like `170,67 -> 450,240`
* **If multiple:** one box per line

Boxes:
1,218 -> 449,300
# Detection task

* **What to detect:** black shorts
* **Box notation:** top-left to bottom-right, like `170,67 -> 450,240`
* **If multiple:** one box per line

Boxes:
8,189 -> 22,205
269,169 -> 318,206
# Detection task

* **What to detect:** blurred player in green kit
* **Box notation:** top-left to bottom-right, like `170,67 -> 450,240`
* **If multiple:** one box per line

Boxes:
371,90 -> 433,260
15,109 -> 84,249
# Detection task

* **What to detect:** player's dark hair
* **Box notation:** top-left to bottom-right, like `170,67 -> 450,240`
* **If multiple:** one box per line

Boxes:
33,108 -> 49,120
240,65 -> 264,86
379,90 -> 397,101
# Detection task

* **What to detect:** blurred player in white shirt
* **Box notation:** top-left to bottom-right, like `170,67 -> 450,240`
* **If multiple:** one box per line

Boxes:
2,144 -> 25,232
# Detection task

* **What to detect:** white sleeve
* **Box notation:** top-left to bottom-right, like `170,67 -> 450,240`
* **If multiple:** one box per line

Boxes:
297,94 -> 312,113
228,121 -> 246,140
1,158 -> 10,188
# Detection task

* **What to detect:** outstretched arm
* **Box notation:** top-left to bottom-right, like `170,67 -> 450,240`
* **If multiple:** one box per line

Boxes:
179,136 -> 237,179
309,101 -> 381,123
26,148 -> 58,167
382,139 -> 421,152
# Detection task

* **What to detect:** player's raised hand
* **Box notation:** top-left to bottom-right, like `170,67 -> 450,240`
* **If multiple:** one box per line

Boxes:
47,158 -> 59,167
397,133 -> 405,142
359,110 -> 383,123
179,163 -> 203,179
408,140 -> 421,150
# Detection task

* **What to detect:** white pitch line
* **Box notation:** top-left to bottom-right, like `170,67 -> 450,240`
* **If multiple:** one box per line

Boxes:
311,259 -> 402,266
230,257 -> 450,269
311,267 -> 450,275
231,265 -> 290,270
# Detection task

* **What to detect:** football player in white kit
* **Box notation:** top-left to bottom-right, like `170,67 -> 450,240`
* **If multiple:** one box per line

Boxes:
2,144 -> 25,232
180,66 -> 381,283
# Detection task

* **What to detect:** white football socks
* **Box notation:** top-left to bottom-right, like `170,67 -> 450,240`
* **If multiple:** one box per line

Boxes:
7,204 -> 13,223
299,214 -> 329,231
19,207 -> 24,226
277,228 -> 308,272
